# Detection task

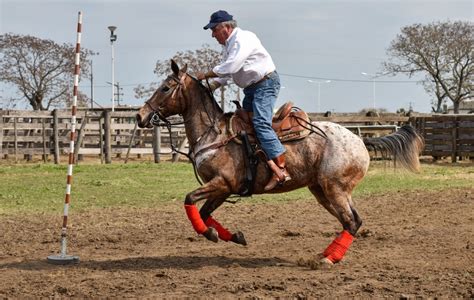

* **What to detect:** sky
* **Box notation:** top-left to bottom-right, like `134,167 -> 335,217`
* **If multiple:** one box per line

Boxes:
0,0 -> 472,113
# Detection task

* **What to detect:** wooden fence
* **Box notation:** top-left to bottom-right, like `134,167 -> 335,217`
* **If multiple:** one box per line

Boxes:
0,109 -> 186,164
413,114 -> 474,162
1,109 -> 472,163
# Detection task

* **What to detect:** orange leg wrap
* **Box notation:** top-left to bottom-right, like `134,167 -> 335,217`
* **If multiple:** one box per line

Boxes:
323,230 -> 354,263
184,204 -> 208,234
205,216 -> 233,241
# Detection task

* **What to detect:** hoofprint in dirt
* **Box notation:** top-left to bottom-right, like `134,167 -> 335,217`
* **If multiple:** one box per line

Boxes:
0,188 -> 472,298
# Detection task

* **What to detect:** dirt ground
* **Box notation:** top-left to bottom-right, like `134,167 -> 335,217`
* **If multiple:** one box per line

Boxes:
0,188 -> 473,298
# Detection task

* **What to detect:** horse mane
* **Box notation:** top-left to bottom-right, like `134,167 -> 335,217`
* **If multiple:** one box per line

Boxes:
187,74 -> 224,115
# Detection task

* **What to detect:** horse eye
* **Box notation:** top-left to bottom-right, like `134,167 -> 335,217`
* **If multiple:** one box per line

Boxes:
161,86 -> 170,93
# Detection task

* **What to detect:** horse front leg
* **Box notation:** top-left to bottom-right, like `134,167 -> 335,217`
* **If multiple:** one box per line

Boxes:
184,178 -> 246,244
199,199 -> 247,246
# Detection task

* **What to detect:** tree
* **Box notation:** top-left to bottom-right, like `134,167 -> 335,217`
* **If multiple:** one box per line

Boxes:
383,21 -> 473,113
0,33 -> 92,110
134,44 -> 240,111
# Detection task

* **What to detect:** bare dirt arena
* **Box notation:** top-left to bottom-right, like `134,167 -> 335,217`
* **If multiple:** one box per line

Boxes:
1,188 -> 473,298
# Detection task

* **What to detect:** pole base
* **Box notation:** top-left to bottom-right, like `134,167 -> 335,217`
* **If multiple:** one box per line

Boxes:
47,254 -> 80,265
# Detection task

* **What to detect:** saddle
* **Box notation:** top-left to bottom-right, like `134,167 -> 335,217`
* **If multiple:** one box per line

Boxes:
228,102 -> 311,144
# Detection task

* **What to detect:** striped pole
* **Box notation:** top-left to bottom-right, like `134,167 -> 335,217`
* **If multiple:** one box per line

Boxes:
48,11 -> 82,264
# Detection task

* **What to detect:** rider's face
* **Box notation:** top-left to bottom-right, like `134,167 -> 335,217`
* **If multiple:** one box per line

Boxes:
211,24 -> 232,45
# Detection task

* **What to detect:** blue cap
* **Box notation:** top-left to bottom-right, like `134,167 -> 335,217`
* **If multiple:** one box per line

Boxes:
203,10 -> 233,30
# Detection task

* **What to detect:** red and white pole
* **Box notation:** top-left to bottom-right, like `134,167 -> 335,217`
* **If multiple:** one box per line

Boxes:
48,11 -> 83,265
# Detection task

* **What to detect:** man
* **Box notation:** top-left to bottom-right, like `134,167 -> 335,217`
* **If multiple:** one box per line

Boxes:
197,10 -> 291,191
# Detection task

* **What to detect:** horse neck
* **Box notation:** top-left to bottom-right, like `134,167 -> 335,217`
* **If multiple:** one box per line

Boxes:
181,79 -> 224,145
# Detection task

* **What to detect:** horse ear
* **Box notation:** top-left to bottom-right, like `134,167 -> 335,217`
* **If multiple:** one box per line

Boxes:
181,64 -> 188,74
171,59 -> 179,76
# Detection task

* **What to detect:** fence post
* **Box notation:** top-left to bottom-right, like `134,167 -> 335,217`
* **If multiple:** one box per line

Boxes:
99,114 -> 104,164
451,117 -> 458,163
0,115 -> 3,160
74,113 -> 88,164
172,137 -> 188,162
125,121 -> 138,163
42,118 -> 47,162
53,109 -> 60,164
14,117 -> 18,162
104,110 -> 112,164
152,125 -> 161,163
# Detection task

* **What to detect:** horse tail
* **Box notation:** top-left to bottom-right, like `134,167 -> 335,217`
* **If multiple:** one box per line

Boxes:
363,125 -> 425,172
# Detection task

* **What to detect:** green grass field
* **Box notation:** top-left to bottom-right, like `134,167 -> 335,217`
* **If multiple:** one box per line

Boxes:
0,161 -> 472,214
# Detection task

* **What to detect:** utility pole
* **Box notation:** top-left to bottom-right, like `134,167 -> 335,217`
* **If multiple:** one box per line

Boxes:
108,26 -> 117,112
114,82 -> 124,107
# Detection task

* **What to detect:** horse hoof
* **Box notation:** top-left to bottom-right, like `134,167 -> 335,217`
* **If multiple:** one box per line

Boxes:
316,253 -> 335,265
320,257 -> 334,265
203,227 -> 219,243
231,231 -> 247,246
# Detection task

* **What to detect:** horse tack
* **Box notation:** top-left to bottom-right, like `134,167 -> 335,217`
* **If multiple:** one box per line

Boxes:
136,60 -> 425,266
228,102 -> 311,144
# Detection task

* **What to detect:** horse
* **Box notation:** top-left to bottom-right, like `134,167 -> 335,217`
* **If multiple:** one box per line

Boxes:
136,60 -> 424,265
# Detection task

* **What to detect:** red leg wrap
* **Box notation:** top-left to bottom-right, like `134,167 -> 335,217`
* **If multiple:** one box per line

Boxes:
205,216 -> 233,241
323,230 -> 354,263
184,204 -> 208,234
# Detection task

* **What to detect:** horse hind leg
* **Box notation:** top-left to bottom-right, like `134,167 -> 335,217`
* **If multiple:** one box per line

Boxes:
308,184 -> 362,264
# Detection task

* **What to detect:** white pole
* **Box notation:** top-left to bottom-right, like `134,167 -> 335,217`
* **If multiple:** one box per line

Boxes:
317,82 -> 321,113
308,79 -> 331,113
111,42 -> 115,112
47,11 -> 82,264
372,79 -> 376,110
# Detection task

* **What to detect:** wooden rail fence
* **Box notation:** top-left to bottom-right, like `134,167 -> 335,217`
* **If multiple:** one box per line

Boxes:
0,109 -> 186,164
413,115 -> 474,162
1,109 -> 472,163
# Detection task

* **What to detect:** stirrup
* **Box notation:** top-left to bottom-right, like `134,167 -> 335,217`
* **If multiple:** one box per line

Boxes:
264,168 -> 291,191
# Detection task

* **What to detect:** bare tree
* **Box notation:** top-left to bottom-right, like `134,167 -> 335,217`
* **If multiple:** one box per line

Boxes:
0,33 -> 92,110
383,21 -> 473,113
134,44 -> 240,111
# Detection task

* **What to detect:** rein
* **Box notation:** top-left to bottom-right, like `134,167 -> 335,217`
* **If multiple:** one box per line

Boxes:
147,72 -> 232,186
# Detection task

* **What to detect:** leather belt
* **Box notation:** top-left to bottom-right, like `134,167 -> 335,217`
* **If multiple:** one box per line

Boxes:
247,71 -> 274,89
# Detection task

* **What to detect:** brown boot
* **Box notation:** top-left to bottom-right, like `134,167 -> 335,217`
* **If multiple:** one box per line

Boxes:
264,154 -> 292,191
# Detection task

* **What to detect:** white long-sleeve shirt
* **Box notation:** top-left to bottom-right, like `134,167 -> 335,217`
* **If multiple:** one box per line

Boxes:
212,27 -> 276,89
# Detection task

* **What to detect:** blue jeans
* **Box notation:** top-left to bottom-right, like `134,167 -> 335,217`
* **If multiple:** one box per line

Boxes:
243,71 -> 285,160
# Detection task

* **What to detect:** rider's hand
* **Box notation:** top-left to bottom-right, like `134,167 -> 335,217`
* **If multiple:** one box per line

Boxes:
196,72 -> 206,81
196,70 -> 217,81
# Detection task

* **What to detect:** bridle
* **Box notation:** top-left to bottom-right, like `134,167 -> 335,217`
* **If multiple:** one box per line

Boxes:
143,72 -> 228,185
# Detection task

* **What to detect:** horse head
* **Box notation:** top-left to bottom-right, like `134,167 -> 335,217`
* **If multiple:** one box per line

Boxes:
136,60 -> 188,128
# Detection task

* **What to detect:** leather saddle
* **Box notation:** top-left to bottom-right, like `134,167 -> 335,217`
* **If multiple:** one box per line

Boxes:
228,102 -> 311,144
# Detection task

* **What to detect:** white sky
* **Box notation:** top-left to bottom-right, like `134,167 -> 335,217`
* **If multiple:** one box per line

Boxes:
1,0 -> 472,113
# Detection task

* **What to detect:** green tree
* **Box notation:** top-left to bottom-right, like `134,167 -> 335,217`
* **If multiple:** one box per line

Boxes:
383,21 -> 473,113
134,44 -> 239,111
0,33 -> 92,110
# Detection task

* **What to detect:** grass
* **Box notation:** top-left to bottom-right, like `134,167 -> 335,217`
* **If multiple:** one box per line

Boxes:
0,161 -> 472,214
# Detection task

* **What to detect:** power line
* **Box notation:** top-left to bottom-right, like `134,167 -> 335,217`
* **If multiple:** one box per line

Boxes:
279,72 -> 421,83
77,72 -> 422,89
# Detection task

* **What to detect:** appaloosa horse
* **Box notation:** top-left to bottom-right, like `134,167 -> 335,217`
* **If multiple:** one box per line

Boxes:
136,60 -> 424,264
